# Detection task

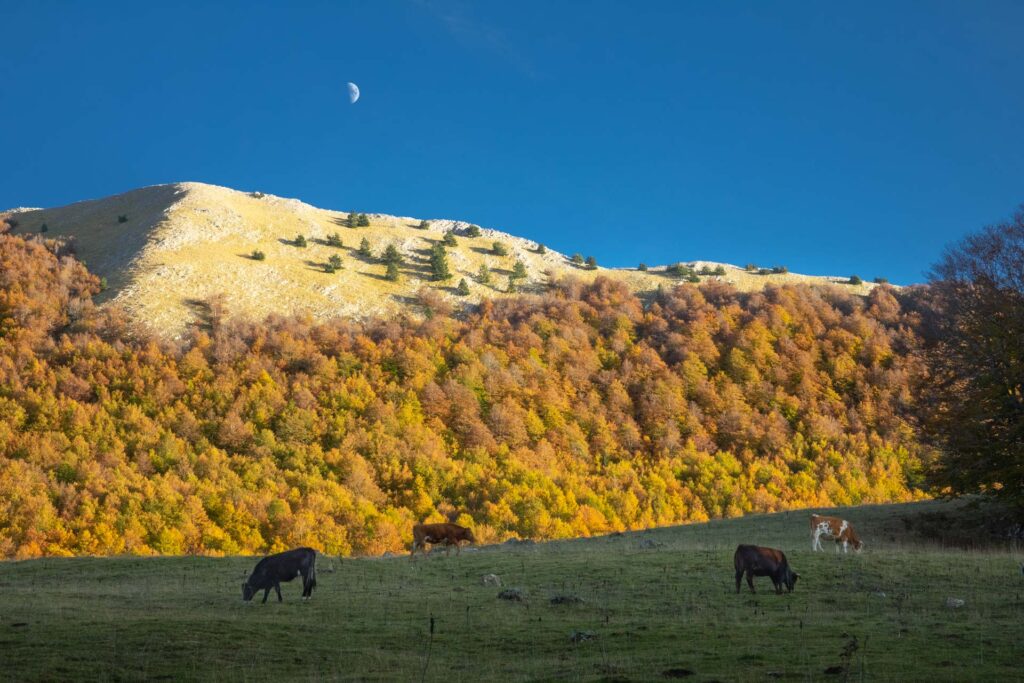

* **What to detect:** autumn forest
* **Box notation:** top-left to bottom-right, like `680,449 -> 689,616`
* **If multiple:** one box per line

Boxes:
0,223 -> 931,558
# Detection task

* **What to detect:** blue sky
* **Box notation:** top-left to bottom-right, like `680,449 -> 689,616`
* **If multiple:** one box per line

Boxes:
2,1 -> 1022,284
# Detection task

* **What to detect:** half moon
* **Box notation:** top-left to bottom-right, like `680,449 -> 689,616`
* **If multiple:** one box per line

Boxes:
347,82 -> 360,104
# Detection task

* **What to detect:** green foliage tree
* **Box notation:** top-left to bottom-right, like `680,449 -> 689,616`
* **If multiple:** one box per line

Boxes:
585,256 -> 597,270
745,263 -> 758,272
713,265 -> 727,276
357,213 -> 370,227
874,277 -> 889,284
571,253 -> 584,266
294,234 -> 307,248
637,263 -> 648,271
328,254 -> 343,271
467,225 -> 481,238
506,275 -> 517,293
326,233 -> 343,248
492,241 -> 508,256
418,220 -> 431,230
443,232 -> 458,247
919,208 -> 1024,510
40,223 -> 48,233
848,275 -> 863,285
511,260 -> 528,280
358,237 -> 372,258
251,250 -> 266,261
477,264 -> 492,285
385,261 -> 400,282
347,212 -> 360,228
456,278 -> 470,295
383,244 -> 402,265
429,243 -> 451,280
536,243 -> 546,255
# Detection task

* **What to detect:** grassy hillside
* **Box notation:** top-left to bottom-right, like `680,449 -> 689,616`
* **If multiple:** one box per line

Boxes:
2,500 -> 1021,681
3,183 -> 877,337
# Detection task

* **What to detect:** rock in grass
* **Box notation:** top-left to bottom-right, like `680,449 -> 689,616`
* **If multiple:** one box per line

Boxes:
945,597 -> 965,608
569,630 -> 596,643
550,595 -> 584,605
497,588 -> 525,602
481,573 -> 502,587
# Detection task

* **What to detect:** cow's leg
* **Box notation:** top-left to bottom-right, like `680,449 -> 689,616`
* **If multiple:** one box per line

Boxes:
745,570 -> 756,593
455,541 -> 462,556
262,588 -> 270,604
445,541 -> 452,557
842,539 -> 848,554
410,540 -> 420,560
275,583 -> 282,602
735,569 -> 743,594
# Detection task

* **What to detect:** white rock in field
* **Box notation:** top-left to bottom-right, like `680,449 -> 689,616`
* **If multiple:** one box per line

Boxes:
481,573 -> 502,587
945,597 -> 965,609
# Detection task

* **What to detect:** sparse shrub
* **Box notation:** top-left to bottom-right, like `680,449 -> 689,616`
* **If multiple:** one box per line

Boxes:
477,264 -> 492,285
637,263 -> 648,271
686,273 -> 701,283
571,253 -> 584,266
40,223 -> 48,233
418,220 -> 431,230
745,263 -> 758,272
506,275 -> 517,293
848,275 -> 863,285
99,277 -> 108,291
385,261 -> 400,281
323,263 -> 337,274
511,260 -> 528,280
493,241 -> 508,256
357,213 -> 370,227
251,250 -> 266,261
326,232 -> 343,248
443,232 -> 458,247
347,212 -> 360,228
536,244 -> 546,255
698,266 -> 713,276
328,254 -> 343,271
118,215 -> 128,224
585,256 -> 597,270
250,191 -> 265,199
456,278 -> 470,296
666,262 -> 696,279
713,265 -> 726,276
358,237 -> 372,258
772,265 -> 788,274
874,277 -> 889,284
294,234 -> 307,248
467,225 -> 481,238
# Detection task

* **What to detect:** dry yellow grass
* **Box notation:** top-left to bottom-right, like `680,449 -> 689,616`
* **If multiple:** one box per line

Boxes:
4,182 -> 877,337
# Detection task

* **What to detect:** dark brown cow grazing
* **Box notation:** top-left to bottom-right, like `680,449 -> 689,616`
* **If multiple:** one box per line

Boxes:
410,522 -> 476,559
810,514 -> 864,553
242,547 -> 317,603
734,544 -> 799,594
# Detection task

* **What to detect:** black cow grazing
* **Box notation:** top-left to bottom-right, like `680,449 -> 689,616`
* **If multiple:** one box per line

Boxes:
734,544 -> 799,594
242,547 -> 317,603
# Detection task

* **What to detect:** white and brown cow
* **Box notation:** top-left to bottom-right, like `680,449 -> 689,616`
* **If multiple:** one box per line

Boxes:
810,514 -> 864,553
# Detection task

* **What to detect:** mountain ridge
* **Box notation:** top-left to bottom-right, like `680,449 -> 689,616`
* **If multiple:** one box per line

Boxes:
3,182 -> 877,336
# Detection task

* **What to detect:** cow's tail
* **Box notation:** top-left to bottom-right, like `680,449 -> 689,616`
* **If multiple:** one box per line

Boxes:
308,553 -> 318,593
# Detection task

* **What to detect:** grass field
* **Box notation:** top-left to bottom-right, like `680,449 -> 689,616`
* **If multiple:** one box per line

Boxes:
1,500 -> 1021,682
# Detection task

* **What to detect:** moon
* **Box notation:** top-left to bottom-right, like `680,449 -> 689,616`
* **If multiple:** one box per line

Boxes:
346,82 -> 360,104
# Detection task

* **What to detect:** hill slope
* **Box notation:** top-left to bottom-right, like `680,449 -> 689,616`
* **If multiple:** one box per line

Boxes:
4,183 -> 876,336
1,500 -> 1021,681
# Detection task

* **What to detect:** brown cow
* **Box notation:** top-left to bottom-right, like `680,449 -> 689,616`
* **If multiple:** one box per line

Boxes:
810,514 -> 864,553
410,522 -> 476,559
734,544 -> 799,594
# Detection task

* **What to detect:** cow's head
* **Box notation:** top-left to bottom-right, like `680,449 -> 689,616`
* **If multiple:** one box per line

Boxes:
461,527 -> 476,544
784,568 -> 799,593
854,539 -> 864,553
242,581 -> 256,602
